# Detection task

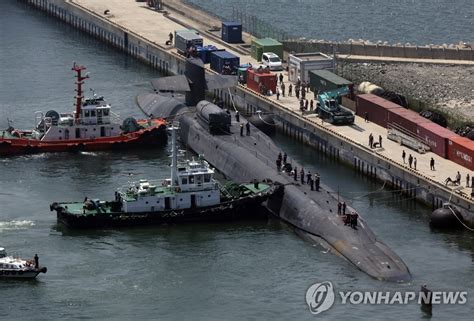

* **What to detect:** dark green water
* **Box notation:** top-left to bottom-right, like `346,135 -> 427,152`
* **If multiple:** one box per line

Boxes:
0,1 -> 472,320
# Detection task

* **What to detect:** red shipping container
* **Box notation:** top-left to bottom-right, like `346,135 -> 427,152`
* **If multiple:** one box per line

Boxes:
387,108 -> 429,135
247,68 -> 277,95
448,136 -> 474,171
416,122 -> 457,158
356,94 -> 402,128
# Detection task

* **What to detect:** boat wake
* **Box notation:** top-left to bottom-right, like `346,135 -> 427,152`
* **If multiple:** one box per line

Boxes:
0,220 -> 35,232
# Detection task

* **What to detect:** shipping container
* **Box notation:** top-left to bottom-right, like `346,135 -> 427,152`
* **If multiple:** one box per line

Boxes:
356,94 -> 402,128
448,136 -> 474,171
210,50 -> 240,74
387,108 -> 429,135
196,45 -> 223,64
175,30 -> 203,55
416,122 -> 457,158
288,52 -> 334,83
251,38 -> 283,61
247,68 -> 277,94
309,70 -> 352,94
221,21 -> 242,43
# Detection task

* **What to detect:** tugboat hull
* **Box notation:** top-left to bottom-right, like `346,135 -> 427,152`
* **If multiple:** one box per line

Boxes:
0,122 -> 167,156
0,268 -> 47,279
51,190 -> 275,229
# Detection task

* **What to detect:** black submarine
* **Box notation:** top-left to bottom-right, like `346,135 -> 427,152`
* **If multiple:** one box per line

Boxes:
138,58 -> 411,282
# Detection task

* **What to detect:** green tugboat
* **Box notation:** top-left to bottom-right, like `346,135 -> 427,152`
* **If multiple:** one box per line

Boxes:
50,126 -> 279,228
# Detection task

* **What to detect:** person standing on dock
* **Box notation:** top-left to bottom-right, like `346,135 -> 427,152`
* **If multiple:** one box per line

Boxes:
369,133 -> 374,148
310,178 -> 314,191
300,168 -> 305,184
301,86 -> 306,100
295,85 -> 300,99
281,82 -> 285,97
240,123 -> 244,136
168,32 -> 173,45
408,154 -> 413,168
338,202 -> 342,215
456,171 -> 461,185
364,112 -> 369,123
307,171 -> 312,185
246,122 -> 250,136
414,157 -> 417,170
315,173 -> 320,191
293,166 -> 298,181
276,89 -> 280,100
279,73 -> 284,84
305,99 -> 309,110
402,150 -> 406,164
310,100 -> 314,112
467,174 -> 470,187
288,84 -> 293,96
430,157 -> 435,171
342,201 -> 346,215
283,152 -> 287,164
378,135 -> 382,148
235,111 -> 240,122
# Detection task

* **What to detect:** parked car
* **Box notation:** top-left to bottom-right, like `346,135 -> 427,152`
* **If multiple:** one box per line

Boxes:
261,52 -> 282,71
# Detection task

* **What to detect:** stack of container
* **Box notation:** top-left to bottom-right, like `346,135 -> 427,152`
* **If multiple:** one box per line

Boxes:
251,38 -> 283,61
288,53 -> 334,83
196,45 -> 223,64
416,122 -> 457,159
356,94 -> 401,128
448,137 -> 474,170
221,22 -> 242,43
246,67 -> 277,94
309,70 -> 352,94
210,50 -> 240,74
174,30 -> 203,55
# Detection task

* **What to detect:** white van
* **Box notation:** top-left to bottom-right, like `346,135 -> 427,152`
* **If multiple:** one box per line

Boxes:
261,52 -> 282,71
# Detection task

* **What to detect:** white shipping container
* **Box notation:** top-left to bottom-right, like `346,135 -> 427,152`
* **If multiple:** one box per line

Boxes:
288,52 -> 334,83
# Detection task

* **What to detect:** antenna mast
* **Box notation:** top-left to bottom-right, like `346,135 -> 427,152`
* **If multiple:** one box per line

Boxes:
72,63 -> 89,121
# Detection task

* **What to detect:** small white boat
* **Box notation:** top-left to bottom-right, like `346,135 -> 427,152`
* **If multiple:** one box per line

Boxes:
0,247 -> 47,279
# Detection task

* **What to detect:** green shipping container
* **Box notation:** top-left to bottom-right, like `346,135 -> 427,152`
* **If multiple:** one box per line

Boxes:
309,70 -> 352,93
237,67 -> 248,83
251,38 -> 283,61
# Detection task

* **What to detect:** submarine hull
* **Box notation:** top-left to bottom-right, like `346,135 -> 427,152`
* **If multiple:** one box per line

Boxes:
176,109 -> 411,282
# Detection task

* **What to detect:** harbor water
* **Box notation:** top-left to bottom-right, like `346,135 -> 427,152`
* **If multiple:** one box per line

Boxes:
0,1 -> 473,320
185,0 -> 473,45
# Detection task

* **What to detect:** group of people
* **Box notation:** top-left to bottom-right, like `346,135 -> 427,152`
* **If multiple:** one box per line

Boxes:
337,201 -> 358,228
401,150 -> 418,170
276,152 -> 321,191
368,133 -> 382,149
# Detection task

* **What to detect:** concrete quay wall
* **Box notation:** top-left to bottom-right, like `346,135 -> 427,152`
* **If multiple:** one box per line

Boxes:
23,0 -> 474,226
283,41 -> 474,61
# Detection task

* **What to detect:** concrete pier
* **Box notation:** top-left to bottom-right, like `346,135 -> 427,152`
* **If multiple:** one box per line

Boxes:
22,0 -> 474,227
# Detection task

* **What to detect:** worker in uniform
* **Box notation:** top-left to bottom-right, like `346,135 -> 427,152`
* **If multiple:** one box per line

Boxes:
342,201 -> 346,215
276,158 -> 282,172
306,171 -> 312,185
235,111 -> 240,122
246,122 -> 250,136
337,202 -> 342,215
288,84 -> 293,96
293,166 -> 298,181
240,123 -> 244,136
283,152 -> 287,164
300,168 -> 305,184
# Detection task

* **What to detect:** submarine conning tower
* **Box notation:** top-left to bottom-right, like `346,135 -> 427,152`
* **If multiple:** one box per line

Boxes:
185,58 -> 206,106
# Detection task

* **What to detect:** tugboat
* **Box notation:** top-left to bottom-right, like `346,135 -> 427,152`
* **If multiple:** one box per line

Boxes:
0,63 -> 167,156
0,248 -> 47,279
50,126 -> 279,228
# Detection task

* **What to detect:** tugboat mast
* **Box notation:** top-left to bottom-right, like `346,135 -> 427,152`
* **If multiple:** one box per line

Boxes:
72,63 -> 89,121
169,124 -> 179,187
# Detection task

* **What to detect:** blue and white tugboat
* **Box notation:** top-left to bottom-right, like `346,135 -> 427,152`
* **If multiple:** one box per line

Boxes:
50,126 -> 278,228
0,248 -> 47,279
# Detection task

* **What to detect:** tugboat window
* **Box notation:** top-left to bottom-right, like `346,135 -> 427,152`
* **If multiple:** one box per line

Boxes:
189,175 -> 194,184
85,110 -> 90,117
103,109 -> 109,116
204,174 -> 211,182
181,178 -> 187,184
